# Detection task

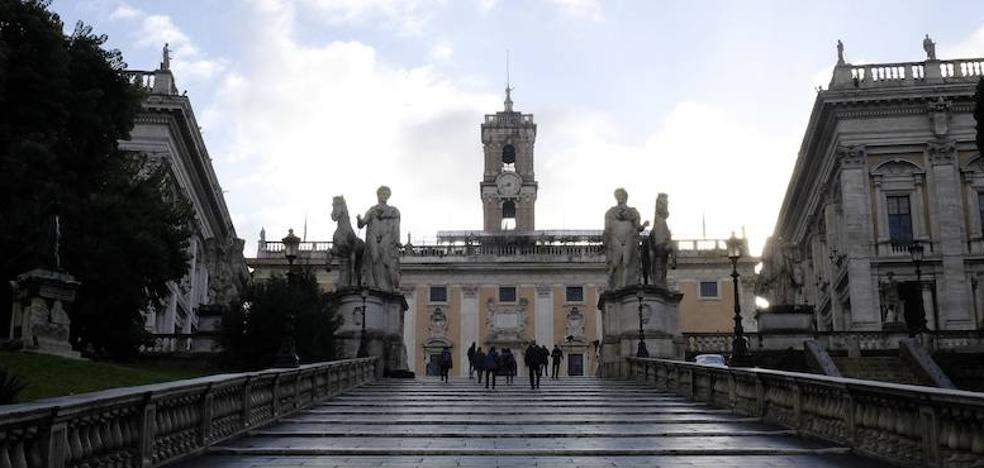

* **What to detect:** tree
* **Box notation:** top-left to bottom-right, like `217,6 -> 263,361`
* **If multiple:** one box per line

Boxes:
222,270 -> 340,369
975,77 -> 984,155
0,0 -> 194,357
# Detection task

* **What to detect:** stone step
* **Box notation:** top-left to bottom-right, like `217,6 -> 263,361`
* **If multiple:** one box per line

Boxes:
253,421 -> 782,435
282,415 -> 763,425
184,453 -> 891,468
303,408 -> 730,415
315,401 -> 704,408
249,429 -> 796,438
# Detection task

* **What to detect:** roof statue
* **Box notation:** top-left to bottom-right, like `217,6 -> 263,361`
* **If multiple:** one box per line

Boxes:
161,42 -> 171,71
836,39 -> 845,65
923,34 -> 936,61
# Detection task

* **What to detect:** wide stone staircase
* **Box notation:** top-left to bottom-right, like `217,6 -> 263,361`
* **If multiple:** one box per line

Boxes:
177,377 -> 890,467
832,355 -> 922,385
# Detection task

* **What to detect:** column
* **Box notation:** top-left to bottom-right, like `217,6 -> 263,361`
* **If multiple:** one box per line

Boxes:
535,285 -> 553,347
460,285 -> 479,377
402,286 -> 417,374
838,146 -> 879,329
929,140 -> 973,328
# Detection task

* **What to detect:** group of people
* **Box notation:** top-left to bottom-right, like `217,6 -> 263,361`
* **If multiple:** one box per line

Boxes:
464,344 -> 518,389
452,341 -> 565,390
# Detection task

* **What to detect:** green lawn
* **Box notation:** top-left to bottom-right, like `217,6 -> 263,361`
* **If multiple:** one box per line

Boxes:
0,352 -> 208,403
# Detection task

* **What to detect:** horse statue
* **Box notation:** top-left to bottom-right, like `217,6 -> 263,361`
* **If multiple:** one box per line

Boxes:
643,193 -> 674,288
329,196 -> 365,288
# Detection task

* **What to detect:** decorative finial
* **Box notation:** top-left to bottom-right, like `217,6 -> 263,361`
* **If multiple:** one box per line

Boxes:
504,49 -> 514,112
836,39 -> 845,65
260,226 -> 266,242
161,42 -> 171,71
923,34 -> 937,61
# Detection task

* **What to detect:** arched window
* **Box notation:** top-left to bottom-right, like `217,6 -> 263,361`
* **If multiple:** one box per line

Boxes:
501,200 -> 516,230
502,144 -> 516,171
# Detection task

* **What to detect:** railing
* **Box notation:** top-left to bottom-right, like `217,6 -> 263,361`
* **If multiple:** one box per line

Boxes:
0,357 -> 377,468
123,70 -> 178,96
628,357 -> 984,467
483,113 -> 535,125
834,58 -> 984,89
140,334 -> 194,354
683,330 -> 984,354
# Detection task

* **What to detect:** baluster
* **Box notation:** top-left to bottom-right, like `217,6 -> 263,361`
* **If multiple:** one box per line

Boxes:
1,446 -> 13,468
79,423 -> 92,460
68,426 -> 82,462
10,440 -> 26,468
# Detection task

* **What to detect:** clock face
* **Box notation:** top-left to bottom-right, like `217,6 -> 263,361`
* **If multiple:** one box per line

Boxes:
496,172 -> 522,197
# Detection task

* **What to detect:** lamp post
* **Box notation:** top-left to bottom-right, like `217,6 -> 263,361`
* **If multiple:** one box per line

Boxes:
726,233 -> 747,364
274,229 -> 301,368
635,288 -> 649,358
908,240 -> 927,334
357,287 -> 369,358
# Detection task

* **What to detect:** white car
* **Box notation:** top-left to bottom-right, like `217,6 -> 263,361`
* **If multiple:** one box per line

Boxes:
694,354 -> 727,367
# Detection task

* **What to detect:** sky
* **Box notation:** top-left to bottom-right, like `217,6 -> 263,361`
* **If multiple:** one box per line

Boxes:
49,0 -> 984,257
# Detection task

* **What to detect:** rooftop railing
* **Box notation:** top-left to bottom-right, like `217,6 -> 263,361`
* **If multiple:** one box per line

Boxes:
831,57 -> 984,89
0,357 -> 376,468
627,356 -> 984,467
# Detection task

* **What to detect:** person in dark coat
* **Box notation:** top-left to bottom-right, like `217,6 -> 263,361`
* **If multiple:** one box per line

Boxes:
525,341 -> 542,389
474,347 -> 486,384
501,348 -> 517,385
538,345 -> 550,380
551,345 -> 564,379
484,347 -> 499,389
467,342 -> 477,379
439,346 -> 453,383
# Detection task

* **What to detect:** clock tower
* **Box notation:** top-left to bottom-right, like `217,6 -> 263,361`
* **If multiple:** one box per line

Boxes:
480,87 -> 538,231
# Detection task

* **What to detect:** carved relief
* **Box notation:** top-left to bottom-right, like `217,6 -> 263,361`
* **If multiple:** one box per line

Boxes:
927,97 -> 951,138
928,139 -> 957,166
486,297 -> 528,341
836,145 -> 866,168
427,306 -> 449,339
565,305 -> 585,339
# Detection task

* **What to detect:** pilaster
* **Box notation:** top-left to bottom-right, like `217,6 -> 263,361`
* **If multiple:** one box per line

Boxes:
928,139 -> 973,327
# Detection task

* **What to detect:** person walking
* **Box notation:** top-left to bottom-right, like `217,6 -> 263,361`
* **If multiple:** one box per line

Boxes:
525,341 -> 541,389
501,348 -> 517,385
439,346 -> 453,383
484,347 -> 499,389
538,345 -> 550,382
467,342 -> 477,379
475,346 -> 486,384
551,345 -> 564,379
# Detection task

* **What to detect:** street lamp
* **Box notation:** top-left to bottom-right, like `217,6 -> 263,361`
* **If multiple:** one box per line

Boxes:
908,240 -> 927,334
726,233 -> 747,363
635,288 -> 649,358
274,229 -> 301,368
357,287 -> 369,358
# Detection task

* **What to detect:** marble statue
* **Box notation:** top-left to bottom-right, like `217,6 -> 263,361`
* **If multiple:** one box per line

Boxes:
923,34 -> 936,61
357,186 -> 401,292
643,193 -> 673,288
604,188 -> 648,291
836,40 -> 845,65
879,272 -> 901,323
329,195 -> 364,288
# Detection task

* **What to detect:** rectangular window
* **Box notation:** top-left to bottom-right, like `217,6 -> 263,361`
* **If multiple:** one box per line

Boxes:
699,281 -> 719,299
429,286 -> 447,303
499,286 -> 517,303
886,195 -> 913,244
565,286 -> 584,303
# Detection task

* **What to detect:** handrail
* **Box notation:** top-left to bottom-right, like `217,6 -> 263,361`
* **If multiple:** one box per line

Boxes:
0,357 -> 377,468
627,356 -> 984,467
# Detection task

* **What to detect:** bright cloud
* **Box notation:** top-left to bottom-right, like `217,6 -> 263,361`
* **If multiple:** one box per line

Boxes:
942,21 -> 984,58
297,0 -> 444,35
430,44 -> 453,60
545,0 -> 603,21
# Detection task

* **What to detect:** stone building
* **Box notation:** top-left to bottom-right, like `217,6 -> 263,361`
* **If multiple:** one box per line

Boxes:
121,52 -> 248,351
760,38 -> 984,333
248,90 -> 758,377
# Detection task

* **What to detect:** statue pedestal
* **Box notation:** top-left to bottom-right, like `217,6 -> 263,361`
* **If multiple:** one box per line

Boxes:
8,268 -> 82,359
598,284 -> 682,378
331,288 -> 409,377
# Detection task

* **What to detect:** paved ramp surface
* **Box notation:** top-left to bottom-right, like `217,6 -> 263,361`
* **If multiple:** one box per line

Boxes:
177,378 -> 890,467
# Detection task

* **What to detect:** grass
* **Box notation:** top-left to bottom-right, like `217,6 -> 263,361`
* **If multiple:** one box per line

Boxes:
0,352 -> 208,403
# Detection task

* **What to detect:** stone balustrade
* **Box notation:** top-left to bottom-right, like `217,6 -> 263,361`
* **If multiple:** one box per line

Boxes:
627,357 -> 984,467
683,330 -> 984,355
832,58 -> 984,89
0,357 -> 377,468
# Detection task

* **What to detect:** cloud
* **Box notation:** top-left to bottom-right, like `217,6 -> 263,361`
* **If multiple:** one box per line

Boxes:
477,0 -> 499,13
201,2 -> 500,252
109,2 -> 227,83
544,0 -> 603,22
942,21 -> 984,59
430,44 -> 453,60
297,0 -> 444,35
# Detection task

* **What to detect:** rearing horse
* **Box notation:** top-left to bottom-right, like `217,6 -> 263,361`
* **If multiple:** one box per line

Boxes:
330,196 -> 365,288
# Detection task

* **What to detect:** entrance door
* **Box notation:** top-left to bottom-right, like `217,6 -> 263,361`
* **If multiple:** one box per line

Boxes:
568,353 -> 584,376
427,353 -> 442,376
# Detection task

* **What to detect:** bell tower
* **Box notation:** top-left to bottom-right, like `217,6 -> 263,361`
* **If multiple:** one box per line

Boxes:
480,87 -> 538,231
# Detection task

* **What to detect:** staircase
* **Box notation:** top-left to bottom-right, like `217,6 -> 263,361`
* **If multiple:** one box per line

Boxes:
832,356 -> 921,385
175,377 -> 890,467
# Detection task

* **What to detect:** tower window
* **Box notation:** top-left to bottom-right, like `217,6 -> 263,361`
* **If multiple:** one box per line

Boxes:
501,200 -> 516,230
886,195 -> 913,245
502,144 -> 516,164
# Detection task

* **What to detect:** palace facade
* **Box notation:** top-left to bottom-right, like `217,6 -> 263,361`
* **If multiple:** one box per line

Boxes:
759,38 -> 984,333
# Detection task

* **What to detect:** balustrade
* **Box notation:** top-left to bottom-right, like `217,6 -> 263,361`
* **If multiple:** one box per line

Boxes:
0,357 -> 377,468
628,357 -> 984,467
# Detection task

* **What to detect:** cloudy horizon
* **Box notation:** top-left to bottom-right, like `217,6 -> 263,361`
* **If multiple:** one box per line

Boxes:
49,0 -> 984,257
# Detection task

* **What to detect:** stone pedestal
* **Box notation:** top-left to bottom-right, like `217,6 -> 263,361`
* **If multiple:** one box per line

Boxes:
331,288 -> 409,377
8,268 -> 82,359
598,284 -> 682,378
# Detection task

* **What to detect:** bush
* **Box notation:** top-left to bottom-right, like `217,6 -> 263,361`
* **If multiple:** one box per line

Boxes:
0,365 -> 27,404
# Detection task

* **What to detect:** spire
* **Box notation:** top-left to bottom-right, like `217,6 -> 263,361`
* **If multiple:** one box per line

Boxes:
504,49 -> 514,112
302,213 -> 308,241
